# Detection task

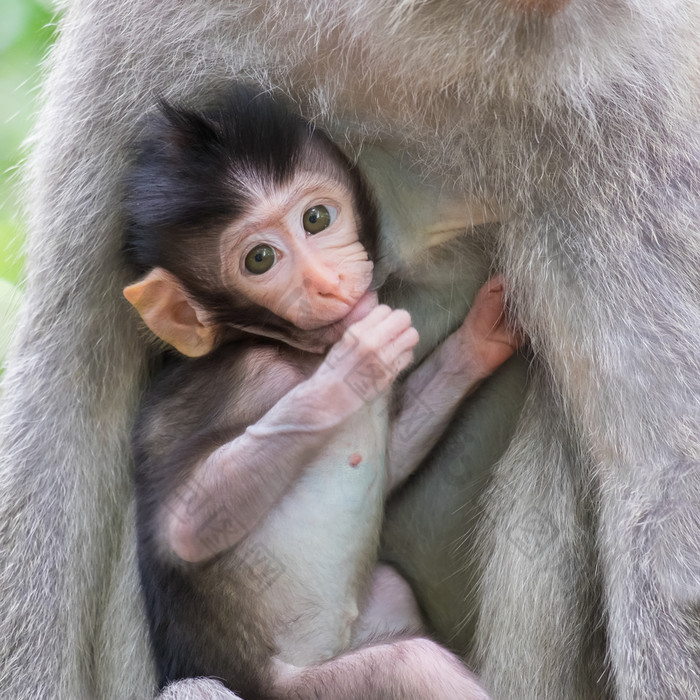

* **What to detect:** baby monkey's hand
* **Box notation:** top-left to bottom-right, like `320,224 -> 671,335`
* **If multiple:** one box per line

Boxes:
459,276 -> 523,378
317,305 -> 419,416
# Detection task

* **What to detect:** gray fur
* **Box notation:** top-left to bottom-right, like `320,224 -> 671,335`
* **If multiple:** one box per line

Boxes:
159,679 -> 243,700
0,1 -> 698,698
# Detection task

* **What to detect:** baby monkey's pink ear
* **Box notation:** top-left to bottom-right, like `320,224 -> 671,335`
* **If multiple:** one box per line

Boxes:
123,268 -> 218,357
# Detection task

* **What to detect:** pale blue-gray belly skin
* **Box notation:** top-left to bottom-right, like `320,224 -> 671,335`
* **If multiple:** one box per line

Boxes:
238,402 -> 388,666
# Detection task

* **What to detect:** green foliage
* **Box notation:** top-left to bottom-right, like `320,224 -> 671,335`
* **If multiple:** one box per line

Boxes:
0,0 -> 55,366
0,0 -> 56,287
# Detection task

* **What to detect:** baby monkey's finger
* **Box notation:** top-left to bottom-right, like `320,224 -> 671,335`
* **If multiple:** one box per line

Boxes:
370,309 -> 414,349
394,348 -> 415,374
348,304 -> 393,336
386,325 -> 420,357
379,326 -> 419,373
484,274 -> 505,292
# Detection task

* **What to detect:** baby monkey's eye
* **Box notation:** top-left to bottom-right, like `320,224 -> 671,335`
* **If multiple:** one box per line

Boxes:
245,244 -> 276,274
302,205 -> 336,234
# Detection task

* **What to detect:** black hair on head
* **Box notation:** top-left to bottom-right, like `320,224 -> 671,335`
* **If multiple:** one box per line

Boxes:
123,86 -> 307,278
123,84 -> 378,335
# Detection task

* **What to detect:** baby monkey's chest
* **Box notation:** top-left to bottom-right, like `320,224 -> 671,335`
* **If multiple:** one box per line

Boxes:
237,400 -> 389,664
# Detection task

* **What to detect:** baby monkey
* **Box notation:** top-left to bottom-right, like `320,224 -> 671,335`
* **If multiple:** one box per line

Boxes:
124,87 -> 518,700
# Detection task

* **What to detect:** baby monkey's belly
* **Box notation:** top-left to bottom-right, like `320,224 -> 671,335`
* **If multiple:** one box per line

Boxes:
236,401 -> 388,667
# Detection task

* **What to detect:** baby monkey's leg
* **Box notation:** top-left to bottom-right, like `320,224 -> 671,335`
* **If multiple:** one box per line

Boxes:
351,562 -> 425,645
272,566 -> 487,699
271,635 -> 490,700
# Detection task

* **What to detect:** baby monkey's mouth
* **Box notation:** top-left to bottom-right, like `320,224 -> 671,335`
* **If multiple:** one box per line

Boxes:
279,289 -> 379,355
225,288 -> 378,356
336,289 -> 378,328
314,288 -> 378,335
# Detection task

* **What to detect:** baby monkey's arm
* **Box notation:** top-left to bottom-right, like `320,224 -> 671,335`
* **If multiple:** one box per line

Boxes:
166,305 -> 418,563
385,276 -> 522,493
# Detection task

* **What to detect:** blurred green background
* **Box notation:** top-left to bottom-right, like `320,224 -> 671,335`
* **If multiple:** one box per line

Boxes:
0,0 -> 57,362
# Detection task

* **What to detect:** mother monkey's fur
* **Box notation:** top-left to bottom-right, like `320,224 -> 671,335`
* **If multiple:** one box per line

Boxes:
1,0 -> 699,698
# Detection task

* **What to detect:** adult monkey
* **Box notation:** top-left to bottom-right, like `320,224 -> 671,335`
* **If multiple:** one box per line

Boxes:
0,0 -> 698,698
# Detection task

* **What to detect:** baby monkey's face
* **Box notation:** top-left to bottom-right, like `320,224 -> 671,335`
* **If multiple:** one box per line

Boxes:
220,171 -> 375,330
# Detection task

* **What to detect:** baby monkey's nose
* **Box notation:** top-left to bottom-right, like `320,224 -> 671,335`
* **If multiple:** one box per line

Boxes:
302,261 -> 347,302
